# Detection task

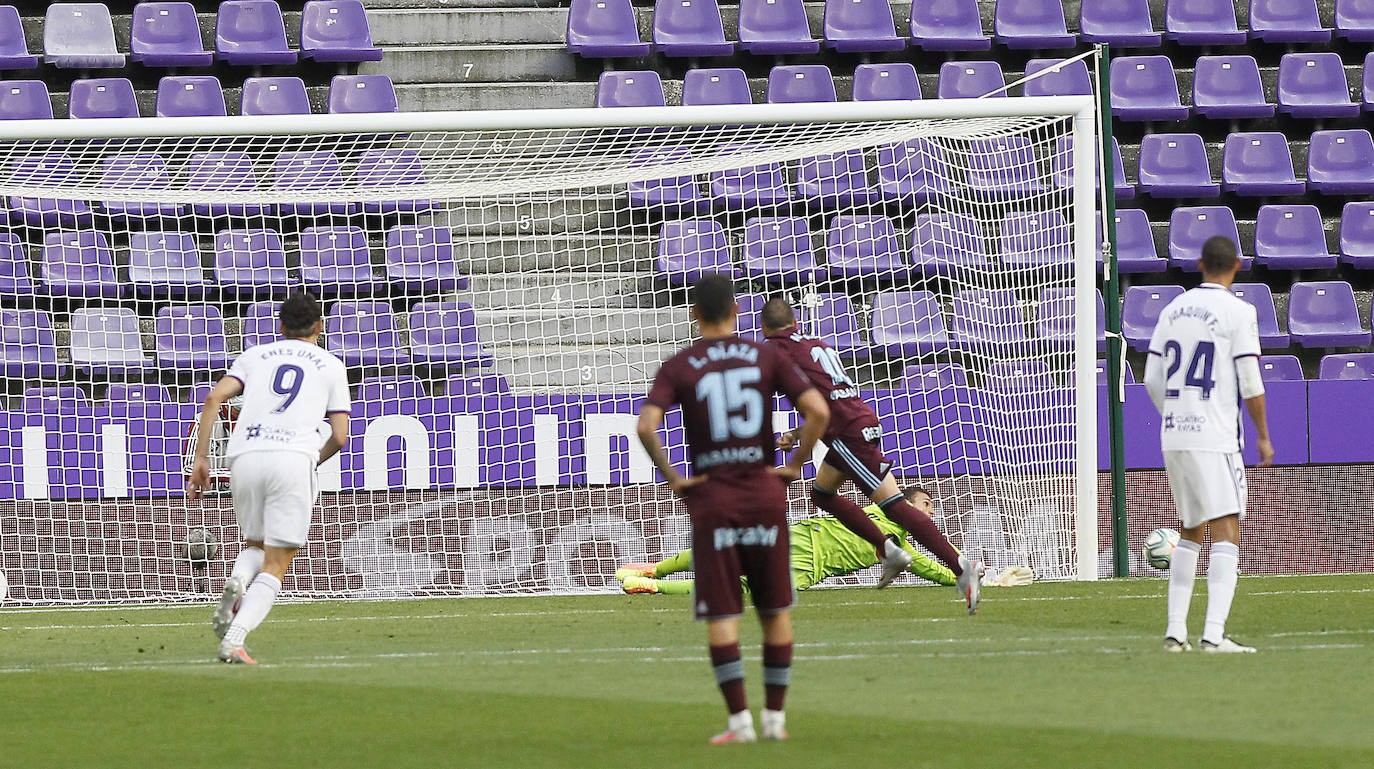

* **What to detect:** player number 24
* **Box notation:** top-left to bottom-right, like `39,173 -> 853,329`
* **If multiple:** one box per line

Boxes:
1162,340 -> 1216,399
695,367 -> 763,441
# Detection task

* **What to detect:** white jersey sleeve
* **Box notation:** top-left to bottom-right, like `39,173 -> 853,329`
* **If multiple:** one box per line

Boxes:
224,339 -> 352,461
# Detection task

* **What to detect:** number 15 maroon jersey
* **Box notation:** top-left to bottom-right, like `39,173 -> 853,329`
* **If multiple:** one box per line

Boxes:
764,330 -> 880,441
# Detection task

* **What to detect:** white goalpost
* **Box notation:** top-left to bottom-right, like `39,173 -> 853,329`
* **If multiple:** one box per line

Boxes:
0,96 -> 1100,604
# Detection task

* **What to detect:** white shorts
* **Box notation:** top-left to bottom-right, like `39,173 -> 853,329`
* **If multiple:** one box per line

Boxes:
1162,450 -> 1247,530
228,451 -> 319,548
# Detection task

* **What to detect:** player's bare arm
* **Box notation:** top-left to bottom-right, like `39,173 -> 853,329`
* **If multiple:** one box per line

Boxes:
1244,393 -> 1273,467
773,389 -> 827,483
636,403 -> 708,497
775,428 -> 799,452
187,376 -> 244,500
318,411 -> 351,466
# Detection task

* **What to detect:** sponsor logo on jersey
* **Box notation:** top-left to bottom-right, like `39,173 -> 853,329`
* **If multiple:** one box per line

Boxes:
713,524 -> 780,550
688,341 -> 759,369
697,445 -> 766,469
242,423 -> 297,443
1163,413 -> 1207,433
861,425 -> 882,442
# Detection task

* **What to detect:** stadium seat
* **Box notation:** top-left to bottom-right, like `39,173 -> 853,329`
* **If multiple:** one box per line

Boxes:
383,225 -> 469,292
708,147 -> 791,209
41,232 -> 121,298
596,71 -> 665,107
1112,208 -> 1167,273
241,77 -> 310,116
356,375 -> 425,407
1288,281 -> 1372,348
735,292 -> 766,340
0,6 -> 38,70
69,308 -> 152,375
408,302 -> 493,368
657,219 -> 734,284
796,149 -> 878,206
738,0 -> 819,55
1259,355 -> 1304,381
1336,0 -> 1374,42
7,154 -> 92,227
156,307 -> 232,371
1110,56 -> 1188,122
1230,283 -> 1290,349
937,61 -> 1006,99
355,149 -> 433,214
870,290 -> 950,355
852,63 -> 921,101
156,76 -> 227,118
825,215 -> 907,279
1318,353 -> 1374,380
69,78 -> 139,119
300,0 -> 383,62
22,386 -> 89,415
99,155 -> 183,220
327,302 -> 410,367
129,231 -> 207,297
901,362 -> 969,389
802,293 -> 865,355
740,217 -> 823,283
1249,0 -> 1330,44
909,0 -> 990,51
652,0 -> 733,57
993,0 -> 1076,49
1221,133 -> 1304,197
1095,359 -> 1137,385
910,213 -> 990,276
272,152 -> 359,216
1035,287 -> 1106,350
106,384 -> 174,413
767,65 -> 837,104
1121,285 -> 1184,352
1307,130 -> 1374,195
998,211 -> 1070,272
0,309 -> 64,378
131,2 -> 213,67
823,0 -> 906,52
1339,201 -> 1374,269
949,289 -> 1028,351
625,147 -> 709,211
1277,53 -> 1358,119
1050,135 -> 1133,199
1137,134 -> 1219,199
44,3 -> 124,68
0,81 -> 52,120
681,68 -> 751,105
875,138 -> 952,203
300,226 -> 384,296
1364,53 -> 1374,112
443,373 -> 512,396
328,75 -> 398,114
0,233 -> 33,297
1078,0 -> 1161,47
188,152 -> 274,217
1252,205 -> 1337,271
1164,0 -> 1246,45
240,301 -> 281,351
984,360 -> 1055,391
1192,56 -> 1273,120
1168,207 -> 1247,272
1023,58 -> 1092,98
214,229 -> 292,297
967,137 -> 1043,197
566,0 -> 650,57
216,0 -> 297,66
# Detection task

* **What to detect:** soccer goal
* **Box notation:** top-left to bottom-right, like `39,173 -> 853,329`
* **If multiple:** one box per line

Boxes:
0,95 -> 1101,604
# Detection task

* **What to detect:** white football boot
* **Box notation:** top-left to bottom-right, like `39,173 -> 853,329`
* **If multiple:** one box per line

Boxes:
876,537 -> 914,589
955,555 -> 985,615
760,709 -> 788,741
709,711 -> 757,745
1201,636 -> 1256,653
1163,637 -> 1192,653
211,576 -> 245,640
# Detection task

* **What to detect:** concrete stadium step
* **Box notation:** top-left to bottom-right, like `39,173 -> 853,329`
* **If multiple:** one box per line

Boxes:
451,233 -> 655,272
427,200 -> 628,237
397,82 -> 595,111
474,307 -> 690,344
491,344 -> 676,389
360,45 -> 576,84
463,272 -> 661,308
369,8 -> 570,45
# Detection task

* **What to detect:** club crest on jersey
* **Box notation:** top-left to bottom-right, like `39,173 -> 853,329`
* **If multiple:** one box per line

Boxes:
713,525 -> 779,550
688,341 -> 759,369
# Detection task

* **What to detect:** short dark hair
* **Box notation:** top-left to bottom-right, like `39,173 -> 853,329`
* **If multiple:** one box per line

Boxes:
905,487 -> 932,502
280,291 -> 322,338
691,274 -> 737,325
1199,236 -> 1239,275
760,297 -> 797,331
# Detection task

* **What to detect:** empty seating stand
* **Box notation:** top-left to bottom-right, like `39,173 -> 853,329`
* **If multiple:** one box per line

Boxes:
1122,285 -> 1184,351
156,76 -> 227,118
327,302 -> 409,367
69,308 -> 152,375
1336,0 -> 1374,42
1341,201 -> 1374,268
738,0 -> 818,55
384,225 -> 468,292
131,2 -> 213,67
1288,281 -> 1372,347
156,307 -> 232,371
301,0 -> 383,63
0,309 -> 64,378
568,0 -> 650,57
242,77 -> 311,116
1079,0 -> 1161,48
1260,355 -> 1304,381
853,63 -> 921,101
870,290 -> 949,355
1250,0 -> 1330,44
1253,205 -> 1337,270
1221,133 -> 1304,197
910,213 -> 990,276
657,219 -> 735,284
596,71 -> 666,107
1112,208 -> 1167,273
768,65 -> 837,103
740,216 -> 823,282
1193,56 -> 1273,120
825,215 -> 907,279
1308,130 -> 1374,195
0,81 -> 53,120
682,68 -> 751,105
100,154 -> 183,220
1319,354 -> 1374,380
42,232 -> 122,298
299,226 -> 386,295
1110,56 -> 1188,122
909,0 -> 991,51
0,6 -> 38,70
1278,53 -> 1358,119
213,228 -> 293,296
1169,206 -> 1249,271
652,0 -> 733,57
1023,58 -> 1092,98
69,78 -> 140,119
993,0 -> 1076,49
409,302 -> 493,369
329,75 -> 398,114
1165,0 -> 1246,45
217,0 -> 297,65
823,0 -> 905,52
938,61 -> 1005,99
45,4 -> 124,69
1137,134 -> 1219,198
128,231 -> 209,296
1230,283 -> 1289,349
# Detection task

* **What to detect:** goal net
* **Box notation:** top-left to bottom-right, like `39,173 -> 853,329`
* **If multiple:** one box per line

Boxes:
0,98 -> 1100,604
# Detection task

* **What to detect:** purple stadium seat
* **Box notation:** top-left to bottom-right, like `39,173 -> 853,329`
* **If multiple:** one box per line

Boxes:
272,152 -> 358,216
870,290 -> 949,355
357,375 -> 424,409
1259,355 -> 1303,381
657,219 -> 735,284
825,215 -> 907,280
99,155 -> 183,220
708,146 -> 791,209
910,213 -> 989,276
0,309 -> 63,378
444,373 -> 511,397
1035,287 -> 1106,350
328,75 -> 397,114
802,293 -> 864,355
768,65 -> 836,104
949,289 -> 1028,351
0,233 -> 33,297
1249,0 -> 1330,43
1319,353 -> 1374,380
567,0 -> 650,57
0,6 -> 38,69
852,63 -> 921,101
41,232 -> 122,298
44,3 -> 124,69
1340,201 -> 1374,269
1110,56 -> 1188,122
682,68 -> 751,105
993,0 -> 1076,49
1277,53 -> 1358,119
409,302 -> 493,368
796,149 -> 877,206
733,292 -> 765,340
626,147 -> 708,211
300,226 -> 384,296
327,302 -> 409,367
596,71 -> 665,107
214,229 -> 292,297
983,360 -> 1056,391
901,363 -> 969,389
1023,58 -> 1091,98
1079,0 -> 1161,47
69,78 -> 139,119
0,81 -> 52,120
7,154 -> 92,227
738,0 -> 819,55
131,2 -> 213,67
1050,135 -> 1133,199
1137,134 -> 1219,199
106,384 -> 174,413
301,0 -> 383,62
653,0 -> 733,57
1192,56 -> 1273,120
998,211 -> 1070,272
823,0 -> 906,52
70,308 -> 151,375
240,301 -> 281,351
875,138 -> 952,203
910,0 -> 990,51
156,307 -> 232,371
1164,0 -> 1245,45
967,136 -> 1043,197
22,386 -> 89,415
1168,207 -> 1248,271
740,217 -> 823,283
1336,0 -> 1374,42
1307,130 -> 1374,195
241,77 -> 310,116
1096,359 -> 1137,385
1365,52 -> 1374,112
128,231 -> 207,297
216,0 -> 297,66
188,152 -> 273,217
1221,133 -> 1304,197
383,225 -> 468,292
355,149 -> 433,214
1289,282 -> 1372,348
1252,205 -> 1336,271
1230,283 -> 1289,349
1112,209 -> 1167,273
1122,285 -> 1184,352
938,60 -> 1005,99
156,76 -> 227,118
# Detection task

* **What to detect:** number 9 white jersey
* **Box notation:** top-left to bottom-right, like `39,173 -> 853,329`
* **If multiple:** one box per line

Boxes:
1147,284 -> 1262,453
224,339 -> 352,461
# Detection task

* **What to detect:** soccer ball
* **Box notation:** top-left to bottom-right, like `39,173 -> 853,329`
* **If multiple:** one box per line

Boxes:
1142,528 -> 1180,570
186,527 -> 219,565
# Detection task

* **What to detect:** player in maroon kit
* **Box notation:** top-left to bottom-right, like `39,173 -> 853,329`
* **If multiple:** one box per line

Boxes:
637,275 -> 829,745
761,297 -> 985,614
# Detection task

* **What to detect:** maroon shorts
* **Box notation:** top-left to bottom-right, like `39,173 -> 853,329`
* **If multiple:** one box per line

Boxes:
821,427 -> 893,497
683,471 -> 794,621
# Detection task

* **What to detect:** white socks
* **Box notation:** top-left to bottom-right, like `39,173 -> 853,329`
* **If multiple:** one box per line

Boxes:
1203,541 -> 1240,645
229,546 -> 264,583
1166,540 -> 1201,642
223,573 -> 281,647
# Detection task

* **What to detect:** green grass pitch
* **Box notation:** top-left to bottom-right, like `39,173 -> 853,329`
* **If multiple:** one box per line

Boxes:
2,574 -> 1371,769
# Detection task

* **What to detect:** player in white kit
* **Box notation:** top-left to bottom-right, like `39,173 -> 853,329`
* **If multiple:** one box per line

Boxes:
187,292 -> 352,664
1144,237 -> 1273,654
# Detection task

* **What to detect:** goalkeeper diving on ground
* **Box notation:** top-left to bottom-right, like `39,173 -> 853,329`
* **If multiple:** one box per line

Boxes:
616,487 -> 1033,595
